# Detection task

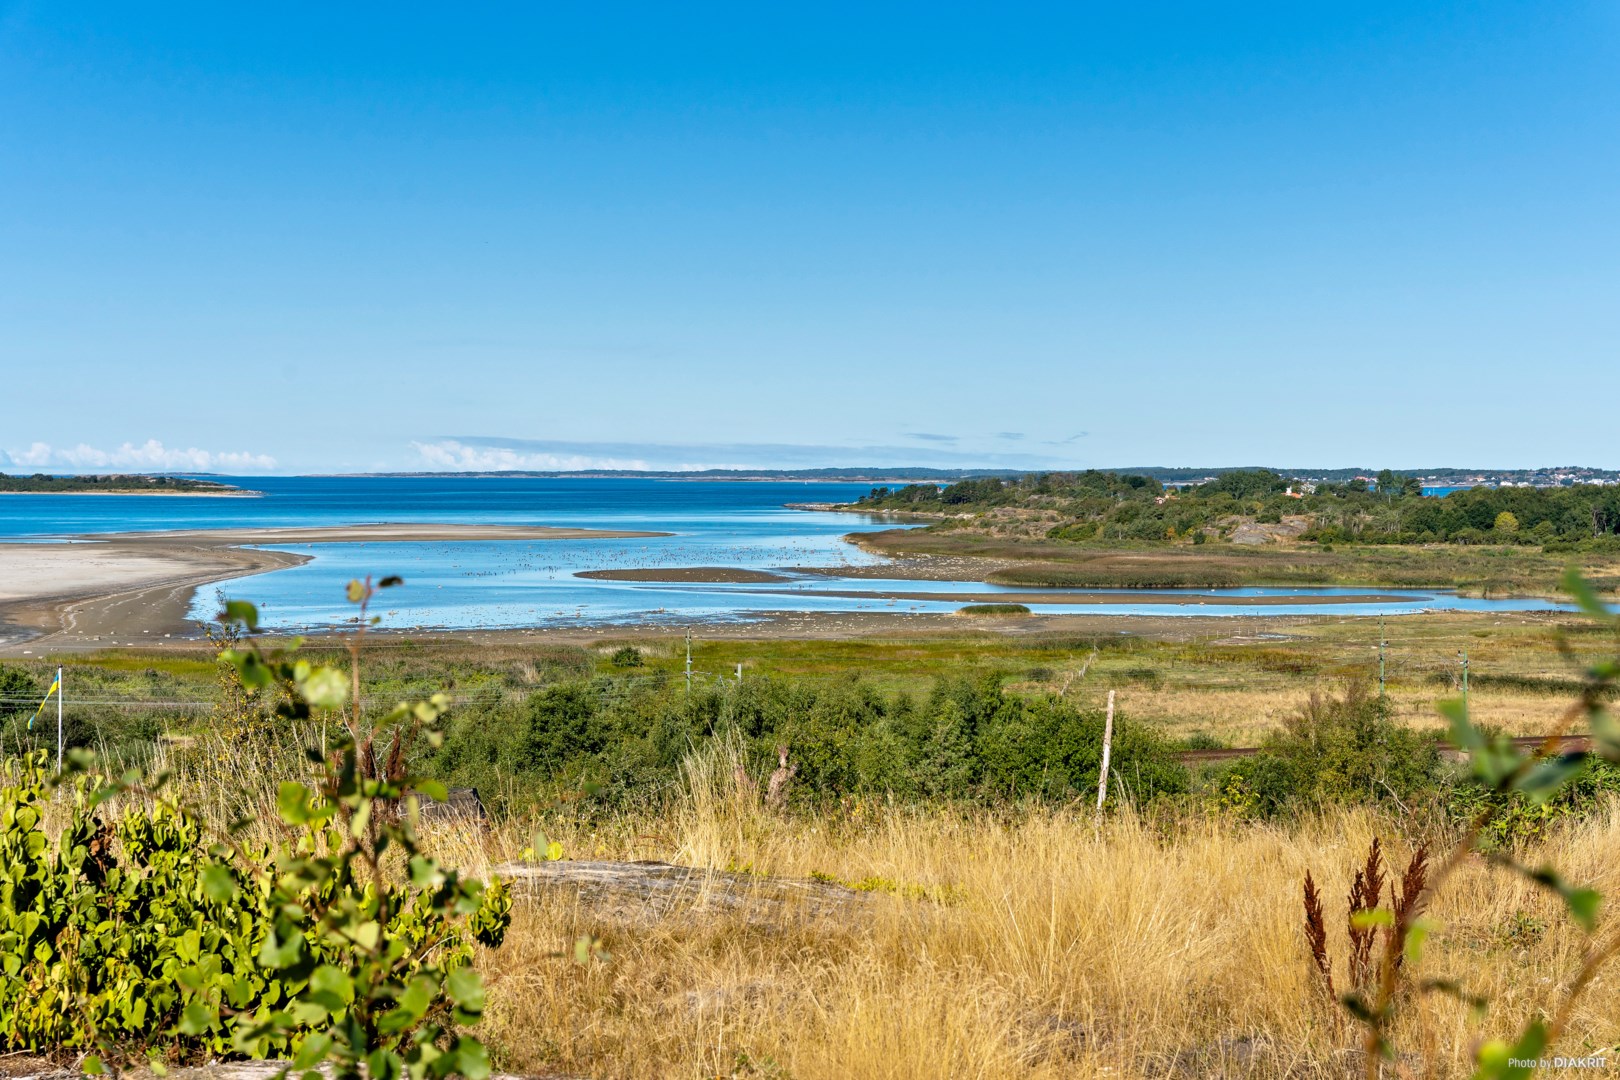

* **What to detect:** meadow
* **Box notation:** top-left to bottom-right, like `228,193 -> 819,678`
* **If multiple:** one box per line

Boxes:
3,604 -> 1617,1078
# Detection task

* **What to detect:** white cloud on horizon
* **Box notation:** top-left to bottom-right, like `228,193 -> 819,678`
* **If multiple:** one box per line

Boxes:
412,439 -> 657,472
412,436 -> 1077,472
0,440 -> 277,473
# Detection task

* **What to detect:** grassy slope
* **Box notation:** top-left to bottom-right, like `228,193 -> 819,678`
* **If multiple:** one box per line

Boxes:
476,795 -> 1620,1079
110,718 -> 1620,1079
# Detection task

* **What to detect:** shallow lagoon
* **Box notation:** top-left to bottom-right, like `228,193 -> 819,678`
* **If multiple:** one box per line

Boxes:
0,477 -> 1572,630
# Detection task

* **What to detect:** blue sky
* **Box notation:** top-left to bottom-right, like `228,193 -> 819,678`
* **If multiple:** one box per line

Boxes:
2,3 -> 1617,473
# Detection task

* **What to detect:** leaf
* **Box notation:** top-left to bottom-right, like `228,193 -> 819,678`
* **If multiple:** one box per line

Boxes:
1350,908 -> 1394,930
309,964 -> 355,1005
220,599 -> 260,630
448,1038 -> 492,1080
1591,708 -> 1620,762
1440,698 -> 1484,753
1512,752 -> 1589,804
1474,1020 -> 1547,1080
298,667 -> 349,710
277,782 -> 311,825
1561,567 -> 1614,623
446,966 -> 485,1013
349,798 -> 372,840
346,579 -> 368,603
366,1048 -> 402,1080
1405,918 -> 1436,965
82,1056 -> 104,1075
1520,864 -> 1602,932
177,1001 -> 217,1035
415,779 -> 448,802
351,920 -> 381,951
378,575 -> 404,588
200,864 -> 237,903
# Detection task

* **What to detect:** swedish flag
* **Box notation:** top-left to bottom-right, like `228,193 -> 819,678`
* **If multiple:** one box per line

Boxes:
28,672 -> 61,731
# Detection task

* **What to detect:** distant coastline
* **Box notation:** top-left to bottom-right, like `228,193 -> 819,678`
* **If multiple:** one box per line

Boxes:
0,489 -> 260,497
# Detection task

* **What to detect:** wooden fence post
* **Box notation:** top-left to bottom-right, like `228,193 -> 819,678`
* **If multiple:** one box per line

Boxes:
1096,689 -> 1115,813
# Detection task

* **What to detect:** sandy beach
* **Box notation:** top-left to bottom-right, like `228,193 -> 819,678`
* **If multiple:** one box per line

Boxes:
0,523 -> 670,653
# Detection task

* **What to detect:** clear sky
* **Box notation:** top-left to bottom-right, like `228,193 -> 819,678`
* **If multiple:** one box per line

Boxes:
2,3 -> 1617,474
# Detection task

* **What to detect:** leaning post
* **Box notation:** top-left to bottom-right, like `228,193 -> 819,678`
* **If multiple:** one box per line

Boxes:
1096,689 -> 1116,813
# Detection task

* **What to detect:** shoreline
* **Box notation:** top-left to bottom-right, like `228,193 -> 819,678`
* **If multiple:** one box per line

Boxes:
0,489 -> 259,497
0,522 -> 671,653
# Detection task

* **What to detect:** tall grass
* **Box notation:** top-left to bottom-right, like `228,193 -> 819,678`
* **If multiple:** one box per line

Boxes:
472,760 -> 1620,1079
57,705 -> 1620,1077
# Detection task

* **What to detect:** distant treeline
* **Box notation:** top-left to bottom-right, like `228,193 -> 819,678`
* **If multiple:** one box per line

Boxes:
855,469 -> 1620,548
0,472 -> 233,493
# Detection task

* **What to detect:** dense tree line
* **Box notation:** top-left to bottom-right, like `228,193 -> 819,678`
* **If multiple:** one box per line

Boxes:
0,472 -> 229,492
855,469 -> 1620,548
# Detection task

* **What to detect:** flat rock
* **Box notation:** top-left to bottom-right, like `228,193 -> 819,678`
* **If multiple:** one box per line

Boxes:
492,859 -> 869,926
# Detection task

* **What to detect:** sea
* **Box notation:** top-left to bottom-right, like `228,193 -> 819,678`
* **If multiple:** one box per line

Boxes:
0,477 -> 1570,630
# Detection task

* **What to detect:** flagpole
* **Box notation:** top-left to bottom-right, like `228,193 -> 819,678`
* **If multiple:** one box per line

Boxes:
56,666 -> 63,772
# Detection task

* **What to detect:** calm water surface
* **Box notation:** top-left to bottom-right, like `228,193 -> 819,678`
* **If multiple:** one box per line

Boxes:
0,477 -> 1570,629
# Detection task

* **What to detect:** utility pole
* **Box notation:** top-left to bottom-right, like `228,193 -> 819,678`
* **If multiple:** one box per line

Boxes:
1459,649 -> 1469,704
56,666 -> 63,773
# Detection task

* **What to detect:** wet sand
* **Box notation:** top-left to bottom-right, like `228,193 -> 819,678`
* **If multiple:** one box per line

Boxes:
0,523 -> 670,653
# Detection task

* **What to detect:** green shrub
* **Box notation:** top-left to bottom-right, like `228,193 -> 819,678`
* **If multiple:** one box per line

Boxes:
0,752 -> 510,1071
1216,683 -> 1440,816
430,673 -> 1188,808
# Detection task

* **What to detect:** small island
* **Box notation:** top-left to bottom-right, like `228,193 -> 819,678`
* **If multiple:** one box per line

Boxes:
0,472 -> 250,495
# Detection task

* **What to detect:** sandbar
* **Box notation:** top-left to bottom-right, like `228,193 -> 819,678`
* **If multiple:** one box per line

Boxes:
576,566 -> 792,584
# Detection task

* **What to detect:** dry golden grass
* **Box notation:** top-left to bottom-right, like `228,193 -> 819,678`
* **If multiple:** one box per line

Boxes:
438,748 -> 1620,1080
1092,685 -> 1584,745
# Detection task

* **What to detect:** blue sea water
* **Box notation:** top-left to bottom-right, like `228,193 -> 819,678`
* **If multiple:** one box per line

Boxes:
0,477 -> 1570,629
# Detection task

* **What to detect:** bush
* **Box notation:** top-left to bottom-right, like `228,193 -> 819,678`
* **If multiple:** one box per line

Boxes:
1216,684 -> 1440,817
431,674 -> 1189,808
0,752 -> 510,1069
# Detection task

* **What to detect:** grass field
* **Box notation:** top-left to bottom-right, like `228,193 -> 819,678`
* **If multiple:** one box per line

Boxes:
98,721 -> 1619,1080
852,527 -> 1620,597
3,609 -> 1608,755
8,605 -> 1620,1077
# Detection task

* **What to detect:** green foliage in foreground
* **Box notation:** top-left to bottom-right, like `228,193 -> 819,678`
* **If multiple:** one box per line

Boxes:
0,753 -> 511,1072
0,587 -> 515,1077
432,673 -> 1189,811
